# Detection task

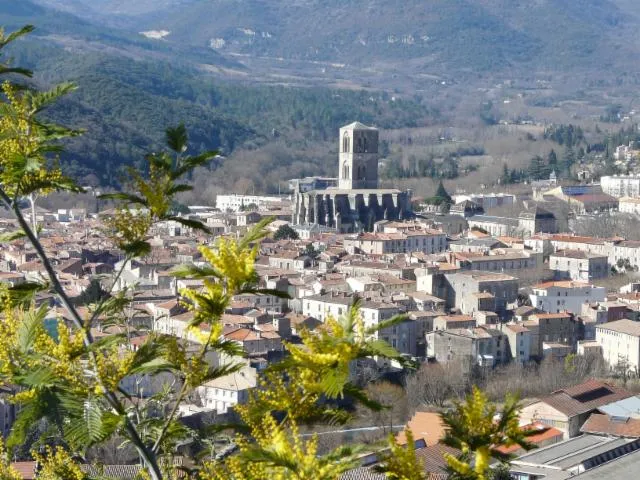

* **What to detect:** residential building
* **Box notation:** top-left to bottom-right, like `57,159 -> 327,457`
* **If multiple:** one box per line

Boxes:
443,270 -> 519,316
433,314 -> 477,331
503,324 -> 532,363
448,249 -> 541,276
395,412 -> 446,446
426,327 -> 508,366
196,365 -> 257,414
216,194 -> 286,212
530,281 -> 606,315
549,250 -> 608,281
619,197 -> 640,214
519,379 -> 633,438
596,319 -> 640,374
601,175 -> 640,198
344,230 -> 447,255
453,193 -> 515,209
524,312 -> 578,359
301,292 -> 418,355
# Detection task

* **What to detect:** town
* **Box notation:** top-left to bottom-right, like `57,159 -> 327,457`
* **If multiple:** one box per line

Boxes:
4,120 -> 640,478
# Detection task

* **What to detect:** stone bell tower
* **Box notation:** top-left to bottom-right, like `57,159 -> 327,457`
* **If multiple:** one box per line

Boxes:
338,122 -> 379,190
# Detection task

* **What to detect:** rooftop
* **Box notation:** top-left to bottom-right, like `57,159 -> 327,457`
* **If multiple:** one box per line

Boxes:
597,319 -> 640,337
535,379 -> 633,417
581,413 -> 640,437
551,249 -> 608,259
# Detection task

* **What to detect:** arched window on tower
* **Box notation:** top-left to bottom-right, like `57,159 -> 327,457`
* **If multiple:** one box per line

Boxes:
363,137 -> 368,153
343,133 -> 350,153
357,136 -> 363,153
342,163 -> 349,179
358,165 -> 366,180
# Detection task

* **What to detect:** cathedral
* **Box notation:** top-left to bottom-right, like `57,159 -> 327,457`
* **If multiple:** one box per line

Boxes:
292,122 -> 413,233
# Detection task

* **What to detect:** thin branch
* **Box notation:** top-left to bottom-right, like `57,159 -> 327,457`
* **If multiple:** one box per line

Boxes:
0,187 -> 164,480
152,326 -> 217,454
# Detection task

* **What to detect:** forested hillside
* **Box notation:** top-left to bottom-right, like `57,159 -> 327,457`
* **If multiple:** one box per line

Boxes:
36,0 -> 640,79
5,34 -> 435,185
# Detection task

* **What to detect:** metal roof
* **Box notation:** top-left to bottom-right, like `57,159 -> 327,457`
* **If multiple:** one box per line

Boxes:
599,396 -> 640,419
516,435 -> 606,465
573,447 -> 640,479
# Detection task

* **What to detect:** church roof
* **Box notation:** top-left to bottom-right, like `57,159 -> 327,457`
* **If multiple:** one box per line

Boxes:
341,121 -> 377,131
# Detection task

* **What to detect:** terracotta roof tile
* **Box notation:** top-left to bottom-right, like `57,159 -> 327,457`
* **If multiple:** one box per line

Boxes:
539,380 -> 634,417
581,413 -> 640,437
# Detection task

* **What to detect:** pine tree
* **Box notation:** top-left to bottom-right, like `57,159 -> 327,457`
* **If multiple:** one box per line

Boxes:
435,180 -> 452,204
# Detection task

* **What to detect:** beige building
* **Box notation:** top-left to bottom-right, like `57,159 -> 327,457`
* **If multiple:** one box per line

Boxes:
618,197 -> 640,214
596,319 -> 640,374
524,312 -> 577,359
519,380 -> 633,438
433,314 -> 476,331
344,229 -> 446,255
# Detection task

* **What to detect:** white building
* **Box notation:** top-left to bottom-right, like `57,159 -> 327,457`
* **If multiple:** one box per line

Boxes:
196,365 -> 257,414
530,281 -> 606,315
452,193 -> 515,209
619,197 -> 640,215
601,175 -> 640,198
596,319 -> 640,374
216,194 -> 286,212
549,250 -> 609,281
301,293 -> 419,355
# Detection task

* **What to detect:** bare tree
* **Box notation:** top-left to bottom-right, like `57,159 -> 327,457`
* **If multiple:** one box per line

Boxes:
405,360 -> 471,411
358,382 -> 408,436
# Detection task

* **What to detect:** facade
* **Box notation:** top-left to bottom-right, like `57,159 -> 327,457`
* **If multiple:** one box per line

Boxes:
426,327 -> 508,366
466,207 -> 557,237
216,194 -> 286,212
596,319 -> 640,374
433,314 -> 477,331
519,380 -> 633,438
453,193 -> 515,209
196,365 -> 257,414
344,229 -> 446,255
619,197 -> 640,214
450,249 -> 541,276
524,312 -> 577,359
288,177 -> 338,193
444,270 -> 519,316
549,250 -> 608,281
291,122 -> 412,233
530,281 -> 606,315
601,175 -> 640,198
503,324 -> 532,363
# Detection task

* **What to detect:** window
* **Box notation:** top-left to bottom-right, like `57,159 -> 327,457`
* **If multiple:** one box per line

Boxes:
343,134 -> 350,153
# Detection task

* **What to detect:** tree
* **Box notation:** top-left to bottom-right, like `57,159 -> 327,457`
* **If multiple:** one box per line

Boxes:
435,179 -> 452,204
360,382 -> 408,435
441,387 -> 536,480
0,23 -> 538,480
405,360 -> 470,410
274,223 -> 299,240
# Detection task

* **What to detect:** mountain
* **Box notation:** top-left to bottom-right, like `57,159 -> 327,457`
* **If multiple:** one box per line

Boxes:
32,0 -> 640,84
0,0 -> 436,189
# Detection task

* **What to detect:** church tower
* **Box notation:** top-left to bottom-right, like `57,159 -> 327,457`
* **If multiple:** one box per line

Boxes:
338,122 -> 379,190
